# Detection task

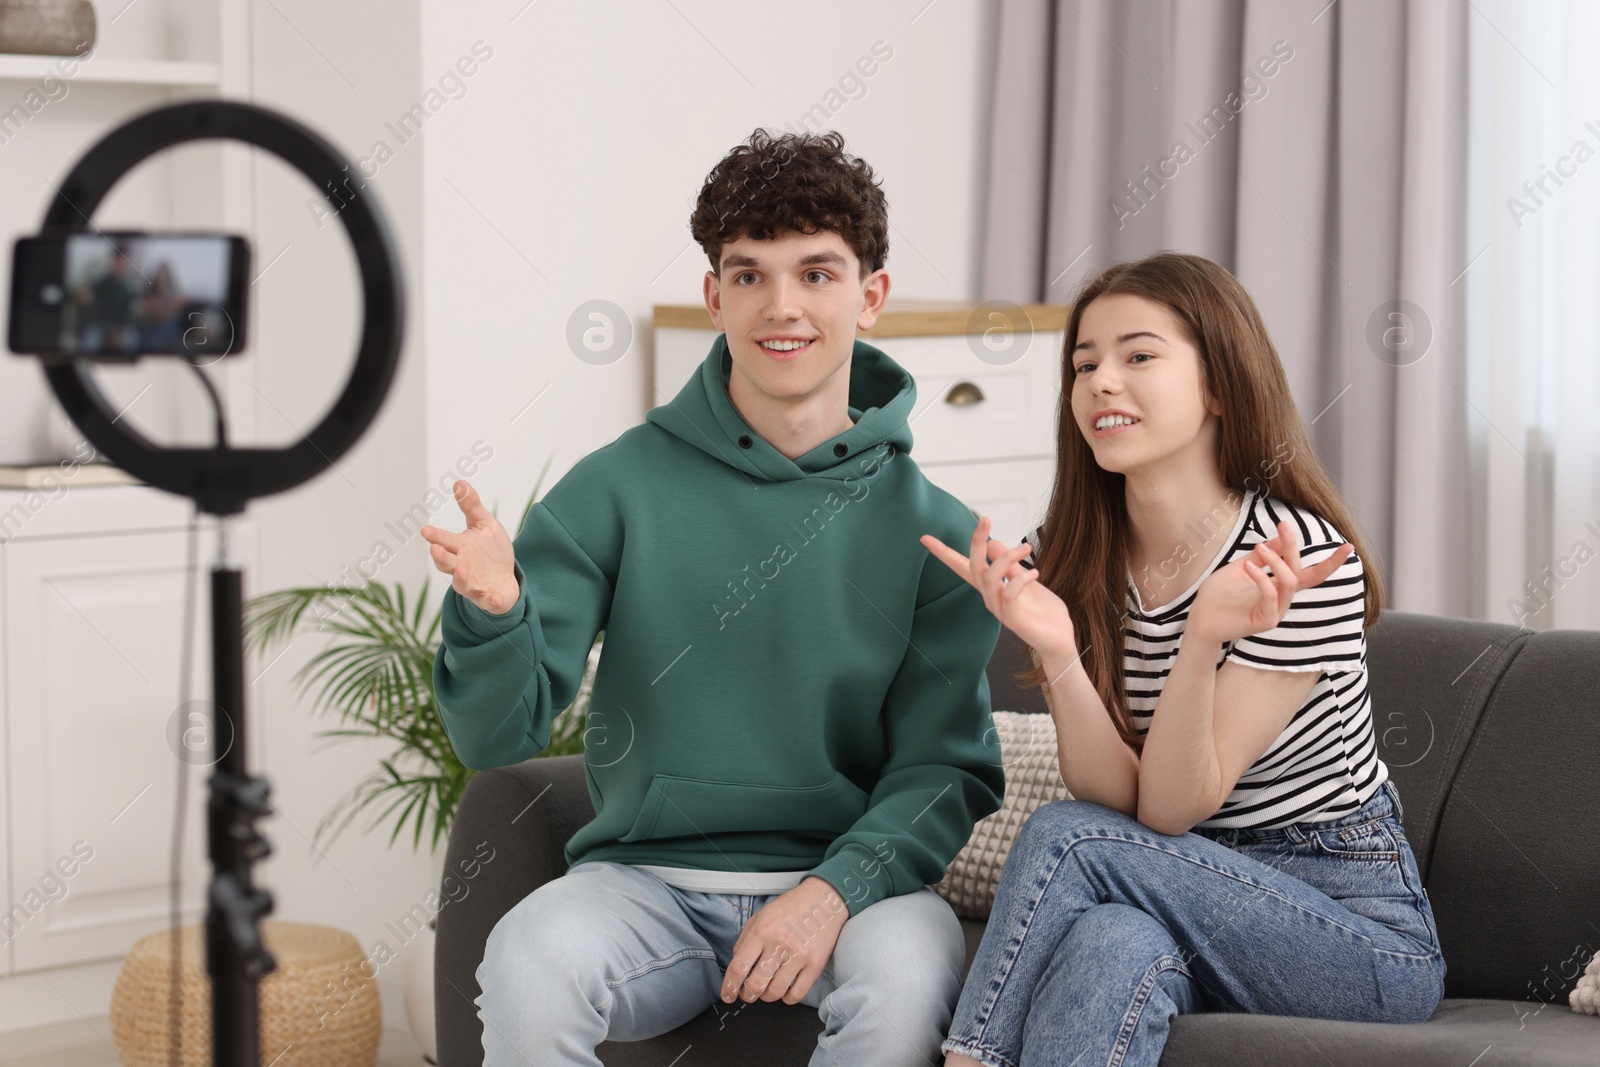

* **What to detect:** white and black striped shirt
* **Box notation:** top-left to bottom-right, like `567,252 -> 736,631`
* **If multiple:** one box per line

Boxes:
1088,488 -> 1385,829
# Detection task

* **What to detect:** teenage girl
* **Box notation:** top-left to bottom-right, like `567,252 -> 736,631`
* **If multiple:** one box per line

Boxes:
923,252 -> 1445,1067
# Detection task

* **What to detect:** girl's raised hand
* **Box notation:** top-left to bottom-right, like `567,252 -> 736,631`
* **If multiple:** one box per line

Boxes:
1189,520 -> 1353,645
920,516 -> 1077,661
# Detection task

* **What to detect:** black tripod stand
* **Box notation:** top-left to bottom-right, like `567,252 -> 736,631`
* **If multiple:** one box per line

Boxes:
17,100 -> 404,1066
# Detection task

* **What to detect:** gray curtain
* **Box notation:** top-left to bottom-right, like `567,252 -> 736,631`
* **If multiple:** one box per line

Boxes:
983,0 -> 1470,618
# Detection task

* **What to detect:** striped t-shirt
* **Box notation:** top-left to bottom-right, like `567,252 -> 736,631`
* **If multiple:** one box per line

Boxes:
1038,488 -> 1386,829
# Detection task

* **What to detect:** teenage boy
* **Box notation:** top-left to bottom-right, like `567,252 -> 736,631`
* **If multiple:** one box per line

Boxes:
422,128 -> 1004,1067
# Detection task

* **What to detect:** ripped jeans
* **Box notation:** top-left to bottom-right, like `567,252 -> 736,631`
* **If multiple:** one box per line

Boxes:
941,780 -> 1446,1067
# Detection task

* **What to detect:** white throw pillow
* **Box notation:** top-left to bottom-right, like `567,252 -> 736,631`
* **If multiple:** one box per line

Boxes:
932,710 -> 1073,921
1573,948 -> 1600,1015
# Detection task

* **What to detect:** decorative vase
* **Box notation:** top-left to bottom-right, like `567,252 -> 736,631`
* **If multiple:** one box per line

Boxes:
0,0 -> 96,56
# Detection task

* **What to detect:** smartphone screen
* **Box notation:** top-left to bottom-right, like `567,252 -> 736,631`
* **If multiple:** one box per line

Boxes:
8,232 -> 250,360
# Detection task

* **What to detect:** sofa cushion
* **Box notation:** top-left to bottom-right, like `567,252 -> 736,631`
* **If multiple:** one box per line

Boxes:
933,710 -> 1072,920
1574,948 -> 1600,1014
1425,627 -> 1600,1001
985,625 -> 1049,717
1157,998 -> 1599,1066
1362,611 -> 1529,883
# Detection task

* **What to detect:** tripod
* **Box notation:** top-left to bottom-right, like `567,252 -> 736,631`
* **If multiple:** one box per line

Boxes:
19,100 -> 404,1065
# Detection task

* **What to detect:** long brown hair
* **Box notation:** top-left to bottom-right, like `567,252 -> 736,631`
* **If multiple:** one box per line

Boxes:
1018,252 -> 1385,750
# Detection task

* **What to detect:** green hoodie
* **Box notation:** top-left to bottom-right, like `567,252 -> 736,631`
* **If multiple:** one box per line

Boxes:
432,334 -> 1005,917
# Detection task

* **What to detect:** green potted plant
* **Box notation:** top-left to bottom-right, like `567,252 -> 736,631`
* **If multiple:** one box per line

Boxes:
242,457 -> 597,1062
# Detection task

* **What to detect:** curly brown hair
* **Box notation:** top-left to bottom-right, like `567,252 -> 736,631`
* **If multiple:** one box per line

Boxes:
690,128 -> 889,278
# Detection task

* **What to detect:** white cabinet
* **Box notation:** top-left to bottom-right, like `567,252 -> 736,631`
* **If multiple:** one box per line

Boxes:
0,484 -> 256,974
652,302 -> 1066,547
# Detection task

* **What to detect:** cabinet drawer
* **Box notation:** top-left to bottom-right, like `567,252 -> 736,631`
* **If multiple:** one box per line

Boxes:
919,457 -> 1054,548
888,333 -> 1061,464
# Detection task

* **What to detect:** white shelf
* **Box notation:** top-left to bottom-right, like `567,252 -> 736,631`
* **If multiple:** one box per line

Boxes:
0,53 -> 220,86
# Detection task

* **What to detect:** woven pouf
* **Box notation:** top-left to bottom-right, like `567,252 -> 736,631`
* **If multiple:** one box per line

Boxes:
110,920 -> 382,1067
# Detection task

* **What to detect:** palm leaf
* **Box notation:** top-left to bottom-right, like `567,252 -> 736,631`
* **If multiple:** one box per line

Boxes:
243,457 -> 597,860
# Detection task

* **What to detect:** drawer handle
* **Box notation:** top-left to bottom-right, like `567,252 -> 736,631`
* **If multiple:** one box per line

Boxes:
945,381 -> 985,406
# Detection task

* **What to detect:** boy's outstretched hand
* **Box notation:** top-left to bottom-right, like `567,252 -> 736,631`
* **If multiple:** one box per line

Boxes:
419,480 -> 521,616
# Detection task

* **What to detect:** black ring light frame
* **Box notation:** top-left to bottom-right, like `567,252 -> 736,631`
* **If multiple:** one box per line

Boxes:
31,100 -> 405,1067
40,99 -> 403,516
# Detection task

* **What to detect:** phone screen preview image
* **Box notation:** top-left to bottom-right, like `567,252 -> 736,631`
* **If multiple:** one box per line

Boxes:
9,232 -> 249,360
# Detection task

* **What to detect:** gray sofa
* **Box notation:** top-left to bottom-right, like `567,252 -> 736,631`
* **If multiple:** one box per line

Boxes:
435,611 -> 1600,1065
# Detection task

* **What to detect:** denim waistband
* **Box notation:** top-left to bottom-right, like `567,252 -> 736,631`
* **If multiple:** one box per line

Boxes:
1192,780 -> 1403,846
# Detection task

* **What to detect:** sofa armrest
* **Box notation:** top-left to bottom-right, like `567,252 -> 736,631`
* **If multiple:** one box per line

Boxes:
435,755 -> 595,1067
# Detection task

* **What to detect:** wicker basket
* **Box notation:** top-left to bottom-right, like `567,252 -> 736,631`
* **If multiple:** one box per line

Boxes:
110,921 -> 382,1067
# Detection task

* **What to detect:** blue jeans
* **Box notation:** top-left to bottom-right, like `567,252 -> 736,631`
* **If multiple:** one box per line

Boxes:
475,859 -> 967,1066
941,780 -> 1446,1067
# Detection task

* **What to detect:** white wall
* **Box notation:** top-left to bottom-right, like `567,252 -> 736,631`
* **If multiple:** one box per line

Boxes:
241,0 -> 436,1031
419,0 -> 1000,511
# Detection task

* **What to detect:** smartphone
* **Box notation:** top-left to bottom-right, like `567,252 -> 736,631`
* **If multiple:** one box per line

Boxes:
8,231 -> 250,361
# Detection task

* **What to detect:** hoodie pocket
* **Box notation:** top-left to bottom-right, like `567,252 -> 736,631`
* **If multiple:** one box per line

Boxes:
618,772 -> 871,843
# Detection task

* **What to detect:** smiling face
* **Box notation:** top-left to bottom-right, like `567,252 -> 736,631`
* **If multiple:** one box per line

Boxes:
1069,292 -> 1223,477
704,228 -> 888,414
